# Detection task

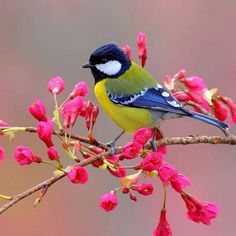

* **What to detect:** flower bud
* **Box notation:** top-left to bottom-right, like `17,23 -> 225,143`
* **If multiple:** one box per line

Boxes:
47,146 -> 60,161
122,44 -> 132,60
172,91 -> 191,102
14,146 -> 42,165
70,81 -> 89,98
48,76 -> 64,95
0,146 -> 5,161
28,99 -> 47,121
37,120 -> 54,147
132,183 -> 154,196
212,99 -> 228,121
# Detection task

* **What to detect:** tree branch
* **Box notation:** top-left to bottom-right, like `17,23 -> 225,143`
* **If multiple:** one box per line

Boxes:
0,133 -> 235,215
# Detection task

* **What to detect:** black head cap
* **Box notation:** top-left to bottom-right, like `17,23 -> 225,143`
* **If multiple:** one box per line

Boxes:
82,43 -> 131,83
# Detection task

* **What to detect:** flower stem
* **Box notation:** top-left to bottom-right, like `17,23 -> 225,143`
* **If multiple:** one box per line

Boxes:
162,184 -> 167,209
0,194 -> 13,201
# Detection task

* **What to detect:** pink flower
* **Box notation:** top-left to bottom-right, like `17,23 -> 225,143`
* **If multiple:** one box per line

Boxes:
189,92 -> 211,112
99,192 -> 118,212
47,146 -> 60,161
70,81 -> 89,98
174,69 -> 186,80
181,193 -> 219,225
141,151 -> 163,172
153,209 -> 172,236
169,172 -> 191,193
212,99 -> 228,121
157,146 -> 167,155
172,91 -> 191,102
48,76 -> 64,95
183,76 -> 207,93
106,154 -> 126,178
61,96 -> 84,128
221,96 -> 236,125
122,141 -> 142,159
0,146 -> 5,161
14,146 -> 42,165
122,44 -> 132,60
133,127 -> 153,145
158,162 -> 176,186
28,99 -> 47,121
37,120 -> 54,147
132,183 -> 154,196
85,105 -> 99,131
137,32 -> 147,67
67,166 -> 88,184
164,75 -> 175,91
0,120 -> 9,127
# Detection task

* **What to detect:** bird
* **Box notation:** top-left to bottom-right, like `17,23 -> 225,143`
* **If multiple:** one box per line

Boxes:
82,43 -> 228,142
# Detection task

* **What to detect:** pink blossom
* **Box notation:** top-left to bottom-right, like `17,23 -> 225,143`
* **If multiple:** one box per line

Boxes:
158,162 -> 176,186
189,92 -> 211,112
212,99 -> 228,121
47,146 -> 60,161
61,96 -> 84,128
14,146 -> 42,165
122,44 -> 132,60
0,120 -> 9,127
137,32 -> 147,67
99,192 -> 118,212
153,209 -> 172,236
141,151 -> 163,172
0,146 -> 5,161
222,96 -> 236,125
170,172 -> 191,193
67,166 -> 88,184
181,193 -> 219,225
133,127 -> 153,145
28,99 -> 47,121
174,69 -> 186,80
48,76 -> 64,95
157,146 -> 167,155
37,120 -> 54,147
132,183 -> 154,196
70,81 -> 89,98
183,76 -> 207,93
86,105 -> 99,130
164,76 -> 175,91
122,141 -> 142,159
106,154 -> 126,178
172,91 -> 191,102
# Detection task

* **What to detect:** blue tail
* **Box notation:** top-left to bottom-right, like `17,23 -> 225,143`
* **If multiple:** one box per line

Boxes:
189,111 -> 229,131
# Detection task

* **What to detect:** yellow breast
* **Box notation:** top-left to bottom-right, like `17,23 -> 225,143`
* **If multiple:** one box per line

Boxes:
94,79 -> 154,132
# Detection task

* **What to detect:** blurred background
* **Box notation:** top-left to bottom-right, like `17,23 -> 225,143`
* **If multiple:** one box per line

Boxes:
0,0 -> 236,235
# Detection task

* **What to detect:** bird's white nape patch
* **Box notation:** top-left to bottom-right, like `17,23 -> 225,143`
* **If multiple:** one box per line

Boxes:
95,60 -> 122,76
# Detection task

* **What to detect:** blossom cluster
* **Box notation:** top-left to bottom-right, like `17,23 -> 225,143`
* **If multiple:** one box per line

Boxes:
0,32 -> 234,236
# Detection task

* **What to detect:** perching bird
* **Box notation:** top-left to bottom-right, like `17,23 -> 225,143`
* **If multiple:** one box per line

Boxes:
82,43 -> 228,136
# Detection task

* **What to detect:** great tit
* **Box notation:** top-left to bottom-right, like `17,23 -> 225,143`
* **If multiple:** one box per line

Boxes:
82,43 -> 228,134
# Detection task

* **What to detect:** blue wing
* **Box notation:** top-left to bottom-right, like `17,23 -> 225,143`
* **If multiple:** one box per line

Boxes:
106,85 -> 229,131
107,85 -> 190,116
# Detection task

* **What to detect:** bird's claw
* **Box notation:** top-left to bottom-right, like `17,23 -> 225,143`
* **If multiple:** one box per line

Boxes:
106,141 -> 116,155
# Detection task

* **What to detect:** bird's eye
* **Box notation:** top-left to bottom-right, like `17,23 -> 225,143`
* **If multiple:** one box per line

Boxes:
101,58 -> 108,63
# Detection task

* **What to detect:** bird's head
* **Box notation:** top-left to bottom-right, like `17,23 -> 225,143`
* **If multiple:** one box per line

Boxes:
82,43 -> 131,83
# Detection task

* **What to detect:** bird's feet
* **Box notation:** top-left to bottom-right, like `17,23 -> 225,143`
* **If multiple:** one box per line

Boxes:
106,130 -> 125,155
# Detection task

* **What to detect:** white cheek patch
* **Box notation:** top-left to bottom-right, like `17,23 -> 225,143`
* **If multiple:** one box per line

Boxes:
95,60 -> 122,76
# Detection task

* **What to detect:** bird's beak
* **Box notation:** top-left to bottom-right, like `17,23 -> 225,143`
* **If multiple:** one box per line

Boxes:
82,61 -> 93,68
